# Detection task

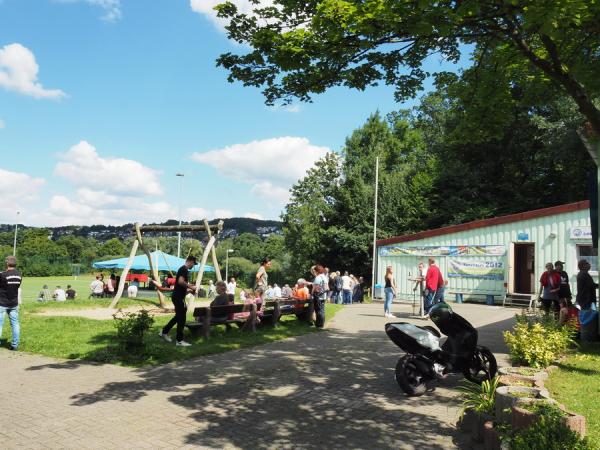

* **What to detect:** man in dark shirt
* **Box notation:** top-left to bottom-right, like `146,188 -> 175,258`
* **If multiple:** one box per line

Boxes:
0,256 -> 23,350
158,256 -> 198,346
65,285 -> 77,300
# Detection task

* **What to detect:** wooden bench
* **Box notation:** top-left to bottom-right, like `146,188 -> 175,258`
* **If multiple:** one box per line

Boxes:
262,298 -> 314,324
187,303 -> 257,339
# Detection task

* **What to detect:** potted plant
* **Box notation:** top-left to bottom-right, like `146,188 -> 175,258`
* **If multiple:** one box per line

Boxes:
458,376 -> 499,442
494,386 -> 551,424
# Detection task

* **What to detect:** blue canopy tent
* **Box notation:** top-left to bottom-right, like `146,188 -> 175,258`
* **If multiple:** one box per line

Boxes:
92,250 -> 214,273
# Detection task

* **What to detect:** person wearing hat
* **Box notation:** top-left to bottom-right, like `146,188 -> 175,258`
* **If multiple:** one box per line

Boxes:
0,256 -> 22,351
158,255 -> 198,347
538,262 -> 561,316
554,260 -> 572,305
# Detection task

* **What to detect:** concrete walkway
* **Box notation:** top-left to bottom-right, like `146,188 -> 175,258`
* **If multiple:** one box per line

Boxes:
0,302 -> 515,450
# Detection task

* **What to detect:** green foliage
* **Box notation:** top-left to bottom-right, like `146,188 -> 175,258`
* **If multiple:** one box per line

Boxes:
504,313 -> 576,368
98,238 -> 126,258
215,0 -> 600,135
511,412 -> 593,450
459,376 -> 499,415
112,309 -> 155,351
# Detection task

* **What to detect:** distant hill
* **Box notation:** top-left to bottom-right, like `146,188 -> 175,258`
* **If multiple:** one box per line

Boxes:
0,217 -> 283,243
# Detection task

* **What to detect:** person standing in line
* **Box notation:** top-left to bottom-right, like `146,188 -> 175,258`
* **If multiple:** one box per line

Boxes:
554,260 -> 572,306
227,277 -> 237,296
256,258 -> 271,292
539,262 -> 561,316
341,271 -> 353,305
384,265 -> 396,318
158,255 -> 198,347
425,258 -> 442,315
353,276 -> 365,303
576,259 -> 597,311
312,264 -> 328,328
334,271 -> 343,304
0,256 -> 23,351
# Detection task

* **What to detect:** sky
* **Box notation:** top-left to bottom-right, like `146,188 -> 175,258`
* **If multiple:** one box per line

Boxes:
0,0 -> 472,227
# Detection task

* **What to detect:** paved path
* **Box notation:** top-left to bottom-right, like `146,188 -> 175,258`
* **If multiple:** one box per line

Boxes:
0,303 -> 515,449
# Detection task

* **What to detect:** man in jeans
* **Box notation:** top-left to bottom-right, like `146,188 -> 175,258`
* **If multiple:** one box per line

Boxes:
424,257 -> 443,315
158,255 -> 197,347
0,256 -> 23,351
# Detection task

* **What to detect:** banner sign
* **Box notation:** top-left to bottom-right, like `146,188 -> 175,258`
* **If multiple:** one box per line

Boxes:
570,226 -> 592,240
448,259 -> 505,280
379,245 -> 506,257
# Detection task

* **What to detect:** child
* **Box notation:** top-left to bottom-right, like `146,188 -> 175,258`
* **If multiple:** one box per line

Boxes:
559,297 -> 580,331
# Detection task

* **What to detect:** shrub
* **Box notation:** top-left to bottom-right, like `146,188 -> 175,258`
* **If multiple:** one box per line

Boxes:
503,313 -> 575,368
511,412 -> 593,450
113,309 -> 155,351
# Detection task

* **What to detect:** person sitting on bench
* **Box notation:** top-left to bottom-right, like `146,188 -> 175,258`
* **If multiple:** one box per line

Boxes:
210,281 -> 233,321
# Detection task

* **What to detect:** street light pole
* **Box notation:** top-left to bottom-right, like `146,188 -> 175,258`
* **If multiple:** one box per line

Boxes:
370,156 -> 379,301
176,173 -> 185,257
13,211 -> 20,256
225,249 -> 234,282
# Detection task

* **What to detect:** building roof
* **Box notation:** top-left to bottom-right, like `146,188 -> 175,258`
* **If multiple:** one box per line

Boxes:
376,200 -> 590,247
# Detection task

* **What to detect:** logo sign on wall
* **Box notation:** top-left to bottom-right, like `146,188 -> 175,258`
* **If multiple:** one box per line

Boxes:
570,226 -> 592,240
379,245 -> 506,257
448,259 -> 505,280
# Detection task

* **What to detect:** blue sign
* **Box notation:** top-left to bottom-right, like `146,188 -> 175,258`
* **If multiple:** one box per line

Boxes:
517,232 -> 529,241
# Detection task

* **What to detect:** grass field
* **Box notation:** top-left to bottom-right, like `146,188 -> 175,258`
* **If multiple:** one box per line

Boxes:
2,275 -> 344,366
545,343 -> 600,448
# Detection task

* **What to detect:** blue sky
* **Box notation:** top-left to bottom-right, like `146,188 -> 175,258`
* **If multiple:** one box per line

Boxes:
0,0 -> 472,226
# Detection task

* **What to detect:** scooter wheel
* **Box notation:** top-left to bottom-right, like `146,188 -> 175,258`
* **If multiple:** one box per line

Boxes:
464,346 -> 497,384
395,355 -> 427,396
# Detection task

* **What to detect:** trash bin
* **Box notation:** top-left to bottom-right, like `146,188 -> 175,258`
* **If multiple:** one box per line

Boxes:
580,310 -> 598,342
374,283 -> 383,299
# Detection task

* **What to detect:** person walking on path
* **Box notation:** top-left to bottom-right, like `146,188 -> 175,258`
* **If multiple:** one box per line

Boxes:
227,277 -> 237,295
384,266 -> 396,318
312,264 -> 328,328
576,259 -> 597,310
0,256 -> 23,351
539,262 -> 561,316
255,258 -> 271,292
158,255 -> 197,347
424,258 -> 443,315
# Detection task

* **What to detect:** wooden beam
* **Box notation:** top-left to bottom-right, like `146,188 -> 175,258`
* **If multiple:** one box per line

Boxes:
135,223 -> 167,309
204,219 -> 222,282
110,239 -> 139,309
135,224 -> 223,233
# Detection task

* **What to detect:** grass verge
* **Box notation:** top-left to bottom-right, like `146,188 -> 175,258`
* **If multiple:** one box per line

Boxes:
545,342 -> 600,448
1,304 -> 344,367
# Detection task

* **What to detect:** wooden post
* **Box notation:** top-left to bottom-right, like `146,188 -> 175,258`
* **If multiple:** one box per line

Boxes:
110,239 -> 139,309
273,301 -> 281,325
202,309 -> 211,340
135,223 -> 166,309
203,219 -> 222,281
195,235 -> 216,293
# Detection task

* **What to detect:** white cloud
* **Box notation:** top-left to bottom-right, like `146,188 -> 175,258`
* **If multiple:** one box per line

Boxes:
0,43 -> 66,99
54,141 -> 163,196
190,0 -> 273,30
55,0 -> 122,22
0,119 -> 4,129
0,168 -> 45,222
270,104 -> 302,114
184,207 -> 233,221
244,212 -> 263,220
191,136 -> 330,208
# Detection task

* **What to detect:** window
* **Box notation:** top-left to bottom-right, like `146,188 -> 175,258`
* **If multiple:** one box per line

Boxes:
577,245 -> 598,273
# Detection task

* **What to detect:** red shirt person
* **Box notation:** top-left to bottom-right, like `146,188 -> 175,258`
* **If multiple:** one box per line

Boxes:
424,258 -> 443,313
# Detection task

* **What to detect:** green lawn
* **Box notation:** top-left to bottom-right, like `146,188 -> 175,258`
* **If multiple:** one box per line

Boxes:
545,343 -> 600,448
2,278 -> 344,366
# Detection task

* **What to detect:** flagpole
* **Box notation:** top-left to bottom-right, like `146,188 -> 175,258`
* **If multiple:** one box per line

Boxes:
371,156 -> 380,301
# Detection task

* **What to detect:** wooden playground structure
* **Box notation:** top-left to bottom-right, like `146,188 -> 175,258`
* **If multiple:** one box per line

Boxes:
109,219 -> 224,309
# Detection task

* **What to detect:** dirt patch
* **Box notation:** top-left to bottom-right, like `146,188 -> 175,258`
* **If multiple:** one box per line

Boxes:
34,306 -> 173,320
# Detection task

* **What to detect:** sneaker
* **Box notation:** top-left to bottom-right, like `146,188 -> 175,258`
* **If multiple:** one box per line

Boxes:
158,332 -> 172,343
9,345 -> 18,351
176,340 -> 192,347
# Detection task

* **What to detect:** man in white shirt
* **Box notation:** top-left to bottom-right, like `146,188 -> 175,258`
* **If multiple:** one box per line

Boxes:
227,277 -> 237,295
342,271 -> 353,304
90,275 -> 104,298
273,283 -> 282,298
127,284 -> 138,298
53,286 -> 66,302
265,285 -> 275,299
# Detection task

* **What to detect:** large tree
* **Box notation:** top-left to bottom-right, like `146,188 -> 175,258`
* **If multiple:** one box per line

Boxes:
216,0 -> 600,137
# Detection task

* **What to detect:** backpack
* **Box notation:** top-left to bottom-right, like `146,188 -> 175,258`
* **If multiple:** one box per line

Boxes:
335,275 -> 344,291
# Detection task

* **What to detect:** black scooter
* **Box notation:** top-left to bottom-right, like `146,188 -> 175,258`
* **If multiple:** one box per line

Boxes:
385,301 -> 497,396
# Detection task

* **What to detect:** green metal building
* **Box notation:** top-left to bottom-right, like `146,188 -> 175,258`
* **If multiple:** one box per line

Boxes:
375,201 -> 595,305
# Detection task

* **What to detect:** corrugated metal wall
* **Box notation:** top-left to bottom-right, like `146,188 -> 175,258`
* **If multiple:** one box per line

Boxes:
377,209 -> 592,303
